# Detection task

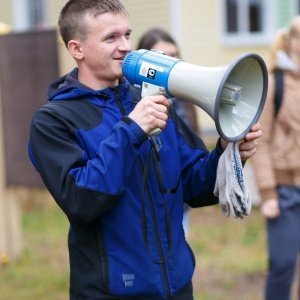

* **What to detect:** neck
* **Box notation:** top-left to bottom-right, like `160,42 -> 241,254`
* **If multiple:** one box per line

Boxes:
78,69 -> 119,90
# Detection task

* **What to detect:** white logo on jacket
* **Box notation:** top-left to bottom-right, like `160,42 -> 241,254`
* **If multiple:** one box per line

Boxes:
122,273 -> 135,287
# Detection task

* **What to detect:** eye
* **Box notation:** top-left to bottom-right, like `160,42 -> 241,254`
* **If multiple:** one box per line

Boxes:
106,35 -> 115,42
170,52 -> 179,58
125,29 -> 132,39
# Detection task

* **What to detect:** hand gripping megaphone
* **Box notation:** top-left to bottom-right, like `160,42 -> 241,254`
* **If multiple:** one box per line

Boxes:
122,49 -> 268,142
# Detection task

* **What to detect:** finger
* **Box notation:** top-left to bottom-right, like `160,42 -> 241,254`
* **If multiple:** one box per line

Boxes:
144,95 -> 170,107
245,129 -> 262,141
239,148 -> 256,161
239,140 -> 257,159
145,106 -> 169,131
239,140 -> 257,151
251,122 -> 261,131
153,102 -> 169,115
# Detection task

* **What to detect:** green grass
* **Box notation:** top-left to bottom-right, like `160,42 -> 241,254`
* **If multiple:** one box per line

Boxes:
189,205 -> 268,300
0,197 -> 270,300
0,203 -> 70,300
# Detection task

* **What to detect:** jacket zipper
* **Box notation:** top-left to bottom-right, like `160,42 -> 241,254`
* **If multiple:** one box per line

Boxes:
112,88 -> 171,299
111,88 -> 126,116
138,157 -> 171,299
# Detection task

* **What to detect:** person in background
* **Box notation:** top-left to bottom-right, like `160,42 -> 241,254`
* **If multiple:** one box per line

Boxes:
28,1 -> 262,299
136,28 -> 200,236
252,15 -> 300,300
136,28 -> 200,135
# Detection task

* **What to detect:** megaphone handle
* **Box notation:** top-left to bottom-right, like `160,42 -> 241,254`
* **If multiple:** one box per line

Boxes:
141,82 -> 167,136
148,128 -> 162,136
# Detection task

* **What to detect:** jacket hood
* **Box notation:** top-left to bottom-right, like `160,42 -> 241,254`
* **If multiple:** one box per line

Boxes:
47,68 -> 129,101
276,50 -> 298,71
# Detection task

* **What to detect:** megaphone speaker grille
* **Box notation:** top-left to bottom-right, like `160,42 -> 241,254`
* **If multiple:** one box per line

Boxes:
215,53 -> 268,142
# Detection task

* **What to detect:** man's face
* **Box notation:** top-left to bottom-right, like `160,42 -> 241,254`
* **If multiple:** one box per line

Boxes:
76,12 -> 132,89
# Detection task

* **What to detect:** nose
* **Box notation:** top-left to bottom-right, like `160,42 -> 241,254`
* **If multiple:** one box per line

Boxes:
119,36 -> 132,52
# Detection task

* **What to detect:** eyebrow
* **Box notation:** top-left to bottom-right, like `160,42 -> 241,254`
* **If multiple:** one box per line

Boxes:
105,27 -> 132,37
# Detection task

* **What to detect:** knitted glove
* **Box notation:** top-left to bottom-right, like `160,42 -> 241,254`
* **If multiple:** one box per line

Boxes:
213,141 -> 251,219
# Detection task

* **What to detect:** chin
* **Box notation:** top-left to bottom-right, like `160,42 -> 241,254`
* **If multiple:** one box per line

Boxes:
115,71 -> 124,80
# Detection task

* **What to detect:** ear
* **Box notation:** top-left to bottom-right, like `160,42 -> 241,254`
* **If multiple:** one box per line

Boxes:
67,40 -> 84,60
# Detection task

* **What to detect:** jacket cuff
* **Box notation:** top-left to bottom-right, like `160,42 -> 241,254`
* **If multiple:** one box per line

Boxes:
215,137 -> 224,156
120,116 -> 148,143
260,187 -> 278,202
120,116 -> 134,125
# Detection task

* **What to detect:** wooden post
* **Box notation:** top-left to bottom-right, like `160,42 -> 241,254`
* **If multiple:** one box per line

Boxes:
0,74 -> 22,265
0,28 -> 59,265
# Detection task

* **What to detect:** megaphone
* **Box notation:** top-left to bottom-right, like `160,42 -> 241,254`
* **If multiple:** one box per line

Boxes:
122,49 -> 268,142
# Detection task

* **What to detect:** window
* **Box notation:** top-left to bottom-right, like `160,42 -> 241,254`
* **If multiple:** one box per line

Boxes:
225,0 -> 263,33
28,0 -> 47,29
226,0 -> 238,33
220,0 -> 274,46
13,0 -> 48,31
249,0 -> 263,32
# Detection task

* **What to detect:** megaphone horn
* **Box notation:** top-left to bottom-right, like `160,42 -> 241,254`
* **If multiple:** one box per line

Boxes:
122,49 -> 268,142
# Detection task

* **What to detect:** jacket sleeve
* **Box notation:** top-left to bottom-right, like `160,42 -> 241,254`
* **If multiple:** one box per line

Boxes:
168,107 -> 222,207
251,72 -> 278,202
29,106 -> 148,224
181,138 -> 222,208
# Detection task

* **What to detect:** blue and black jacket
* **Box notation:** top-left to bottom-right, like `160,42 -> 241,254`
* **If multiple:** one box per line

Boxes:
28,68 -> 222,299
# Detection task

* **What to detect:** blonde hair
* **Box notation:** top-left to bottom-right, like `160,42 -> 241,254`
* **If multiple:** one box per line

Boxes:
269,15 -> 300,72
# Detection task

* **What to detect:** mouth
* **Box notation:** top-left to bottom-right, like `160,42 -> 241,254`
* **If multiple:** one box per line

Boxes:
114,56 -> 125,61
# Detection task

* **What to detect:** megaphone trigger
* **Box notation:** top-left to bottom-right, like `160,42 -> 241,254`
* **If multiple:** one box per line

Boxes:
148,128 -> 162,137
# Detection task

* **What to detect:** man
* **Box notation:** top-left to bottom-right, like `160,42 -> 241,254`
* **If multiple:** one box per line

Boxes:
28,1 -> 262,299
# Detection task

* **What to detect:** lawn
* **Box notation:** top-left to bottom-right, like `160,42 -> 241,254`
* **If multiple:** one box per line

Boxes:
189,205 -> 267,300
0,191 -> 291,300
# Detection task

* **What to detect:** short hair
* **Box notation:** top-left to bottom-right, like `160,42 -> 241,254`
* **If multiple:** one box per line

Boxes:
58,0 -> 128,47
136,28 -> 178,51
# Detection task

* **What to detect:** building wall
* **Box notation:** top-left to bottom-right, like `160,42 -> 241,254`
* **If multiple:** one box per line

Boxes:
0,0 -> 290,71
123,0 -> 170,50
0,1 -> 13,25
47,2 -> 63,24
0,0 -> 298,131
